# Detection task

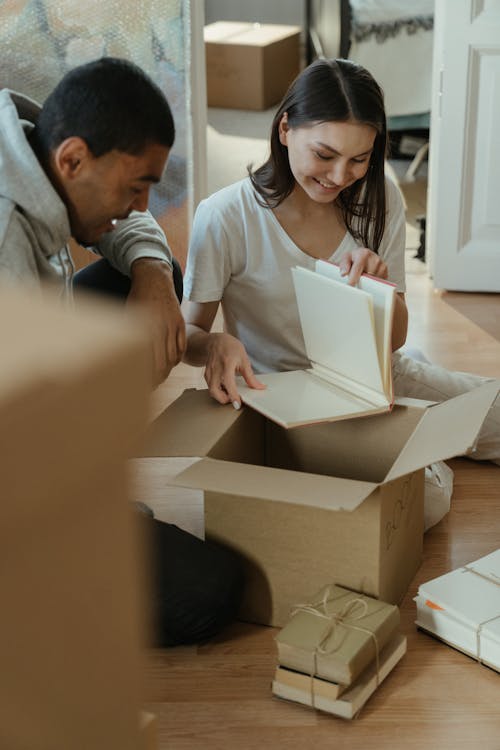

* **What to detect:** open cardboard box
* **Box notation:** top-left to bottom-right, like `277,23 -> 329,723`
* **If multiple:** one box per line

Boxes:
138,382 -> 498,627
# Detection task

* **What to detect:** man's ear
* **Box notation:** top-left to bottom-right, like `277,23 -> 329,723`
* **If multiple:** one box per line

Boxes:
278,112 -> 289,146
53,137 -> 91,180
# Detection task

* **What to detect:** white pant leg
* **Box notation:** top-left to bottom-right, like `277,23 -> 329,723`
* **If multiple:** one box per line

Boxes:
424,461 -> 454,532
392,351 -> 500,464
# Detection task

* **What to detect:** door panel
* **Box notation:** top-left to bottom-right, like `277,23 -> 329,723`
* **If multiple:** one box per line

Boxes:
427,0 -> 500,290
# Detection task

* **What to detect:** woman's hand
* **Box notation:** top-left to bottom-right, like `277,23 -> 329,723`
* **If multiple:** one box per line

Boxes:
183,300 -> 266,407
338,247 -> 388,286
338,248 -> 407,350
205,332 -> 266,406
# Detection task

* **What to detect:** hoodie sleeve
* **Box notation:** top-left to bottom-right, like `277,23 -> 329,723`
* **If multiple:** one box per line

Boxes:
95,210 -> 173,276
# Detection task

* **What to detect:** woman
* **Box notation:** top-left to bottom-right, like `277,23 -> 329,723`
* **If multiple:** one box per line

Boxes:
183,59 -> 499,493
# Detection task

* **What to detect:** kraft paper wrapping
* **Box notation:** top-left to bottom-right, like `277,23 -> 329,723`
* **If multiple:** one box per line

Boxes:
275,584 -> 400,686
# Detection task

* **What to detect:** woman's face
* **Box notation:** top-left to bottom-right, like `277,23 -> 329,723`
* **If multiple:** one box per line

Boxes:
278,117 -> 377,204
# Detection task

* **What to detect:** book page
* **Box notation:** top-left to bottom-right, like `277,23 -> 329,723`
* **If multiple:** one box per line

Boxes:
237,370 -> 387,429
315,260 -> 395,394
292,266 -> 384,394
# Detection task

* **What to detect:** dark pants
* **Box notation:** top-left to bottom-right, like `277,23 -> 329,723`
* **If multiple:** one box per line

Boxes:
73,256 -> 184,303
74,259 -> 244,646
140,514 -> 244,647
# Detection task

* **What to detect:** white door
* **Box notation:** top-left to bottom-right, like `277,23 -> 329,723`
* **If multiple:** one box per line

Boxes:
427,0 -> 500,291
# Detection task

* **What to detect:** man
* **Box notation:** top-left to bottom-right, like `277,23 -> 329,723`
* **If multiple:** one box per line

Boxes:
0,56 -> 183,384
0,57 -> 243,646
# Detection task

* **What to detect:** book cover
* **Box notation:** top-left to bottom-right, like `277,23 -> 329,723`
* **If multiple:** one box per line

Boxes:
273,665 -> 346,700
272,634 -> 407,719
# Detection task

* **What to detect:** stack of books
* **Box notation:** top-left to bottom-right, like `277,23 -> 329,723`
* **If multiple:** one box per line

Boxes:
415,549 -> 500,672
272,584 -> 407,719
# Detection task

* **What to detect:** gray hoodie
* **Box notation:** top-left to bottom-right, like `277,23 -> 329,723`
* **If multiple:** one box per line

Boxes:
0,88 -> 172,289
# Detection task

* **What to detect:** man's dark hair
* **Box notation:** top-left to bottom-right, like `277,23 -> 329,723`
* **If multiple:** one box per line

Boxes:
33,57 -> 175,158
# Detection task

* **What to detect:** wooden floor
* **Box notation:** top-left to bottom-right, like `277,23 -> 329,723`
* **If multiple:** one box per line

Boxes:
141,262 -> 500,749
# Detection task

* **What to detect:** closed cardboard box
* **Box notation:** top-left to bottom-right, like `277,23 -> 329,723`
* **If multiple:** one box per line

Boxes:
0,286 -> 150,749
204,21 -> 301,110
138,382 -> 498,627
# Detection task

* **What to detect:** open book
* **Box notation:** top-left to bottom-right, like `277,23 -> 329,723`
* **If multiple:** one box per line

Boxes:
238,259 -> 396,428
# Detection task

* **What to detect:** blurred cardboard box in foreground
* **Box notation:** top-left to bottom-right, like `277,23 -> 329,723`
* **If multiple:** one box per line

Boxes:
0,285 -> 150,749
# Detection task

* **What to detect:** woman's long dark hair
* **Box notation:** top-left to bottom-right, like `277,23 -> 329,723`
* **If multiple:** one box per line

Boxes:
249,58 -> 388,252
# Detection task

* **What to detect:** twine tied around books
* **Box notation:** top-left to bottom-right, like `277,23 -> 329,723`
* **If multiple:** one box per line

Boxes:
462,565 -> 500,665
473,614 -> 500,666
462,564 -> 500,587
291,587 -> 381,710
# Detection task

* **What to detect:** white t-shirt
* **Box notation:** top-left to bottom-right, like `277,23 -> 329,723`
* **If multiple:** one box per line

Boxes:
185,176 -> 406,374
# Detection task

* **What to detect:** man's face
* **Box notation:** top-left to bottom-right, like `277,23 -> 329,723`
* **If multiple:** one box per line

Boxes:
64,143 -> 169,245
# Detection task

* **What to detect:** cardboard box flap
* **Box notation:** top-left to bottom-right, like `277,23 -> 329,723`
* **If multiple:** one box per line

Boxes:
169,457 -> 378,511
385,380 -> 499,482
141,389 -> 242,458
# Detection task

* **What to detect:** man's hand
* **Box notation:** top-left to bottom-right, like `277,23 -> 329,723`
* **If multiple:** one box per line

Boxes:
205,332 -> 266,406
338,247 -> 388,286
127,258 -> 186,385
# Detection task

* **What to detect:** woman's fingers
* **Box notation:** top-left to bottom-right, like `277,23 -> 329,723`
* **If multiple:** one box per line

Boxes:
340,248 -> 388,285
204,333 -> 265,407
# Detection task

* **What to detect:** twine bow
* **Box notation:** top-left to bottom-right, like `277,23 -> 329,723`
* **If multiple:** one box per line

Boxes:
290,587 -> 381,711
